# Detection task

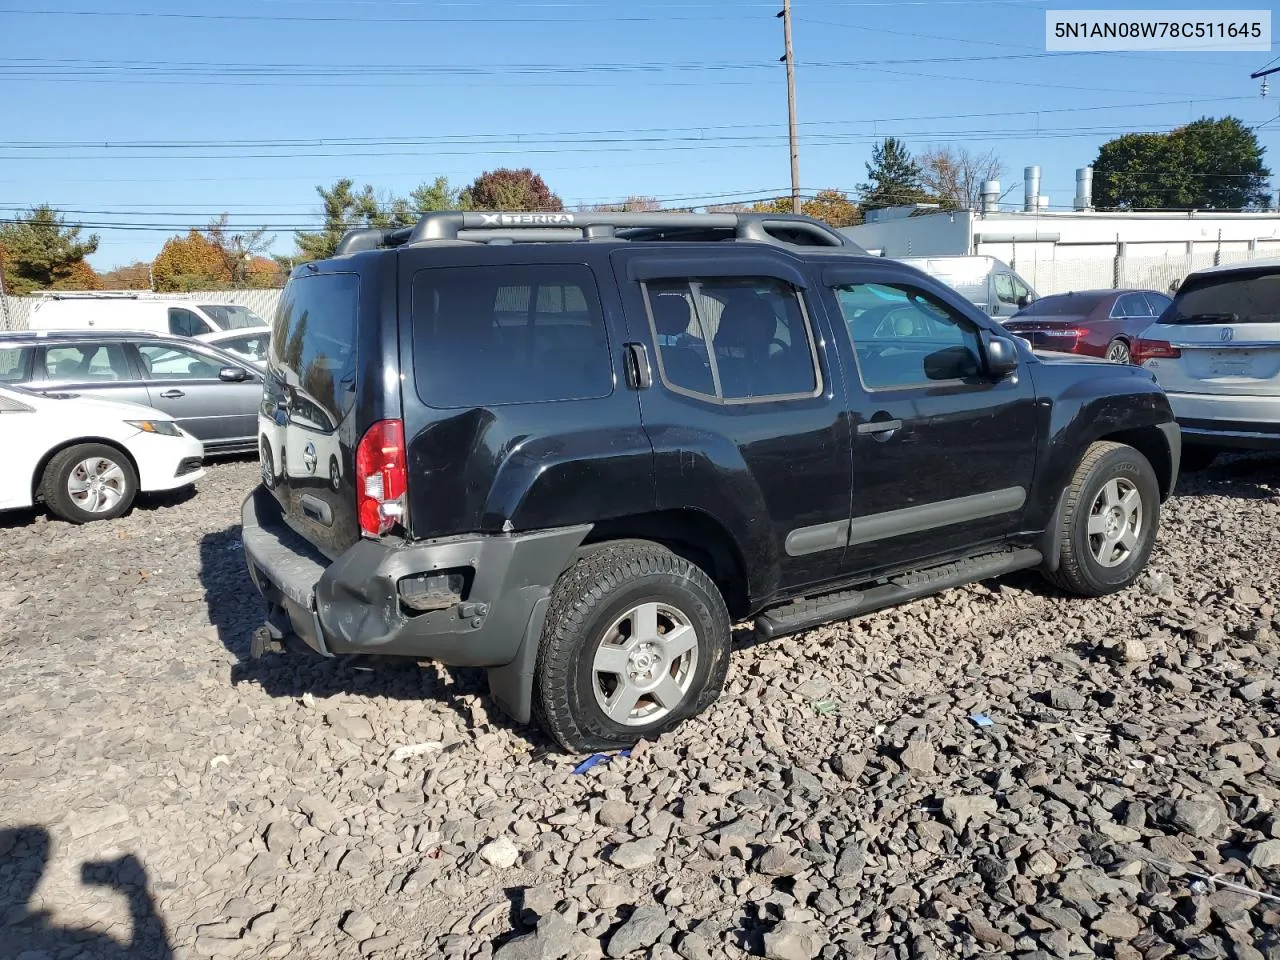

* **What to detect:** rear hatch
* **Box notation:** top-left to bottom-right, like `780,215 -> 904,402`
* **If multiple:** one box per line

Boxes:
1138,268 -> 1280,396
263,272 -> 363,558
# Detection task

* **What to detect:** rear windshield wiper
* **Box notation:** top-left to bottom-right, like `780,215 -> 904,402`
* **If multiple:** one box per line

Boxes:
1174,312 -> 1238,324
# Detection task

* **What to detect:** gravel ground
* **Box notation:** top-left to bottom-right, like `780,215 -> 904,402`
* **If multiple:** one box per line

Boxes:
2,454 -> 1279,960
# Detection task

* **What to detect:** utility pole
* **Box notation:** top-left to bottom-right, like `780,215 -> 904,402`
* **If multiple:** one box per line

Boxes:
778,0 -> 801,214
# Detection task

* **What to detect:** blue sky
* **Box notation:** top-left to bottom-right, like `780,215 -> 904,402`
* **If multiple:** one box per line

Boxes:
0,0 -> 1275,269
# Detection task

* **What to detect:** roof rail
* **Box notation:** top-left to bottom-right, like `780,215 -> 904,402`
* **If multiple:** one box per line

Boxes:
332,211 -> 862,256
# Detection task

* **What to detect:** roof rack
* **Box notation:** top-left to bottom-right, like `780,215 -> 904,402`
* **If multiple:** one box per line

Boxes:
333,211 -> 864,257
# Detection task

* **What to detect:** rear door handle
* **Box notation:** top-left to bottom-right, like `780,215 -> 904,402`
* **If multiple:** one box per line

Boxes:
624,342 -> 653,390
857,418 -> 903,435
159,389 -> 185,399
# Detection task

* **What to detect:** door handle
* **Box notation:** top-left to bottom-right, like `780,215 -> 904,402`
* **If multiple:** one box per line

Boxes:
159,389 -> 186,399
857,418 -> 902,435
624,342 -> 653,390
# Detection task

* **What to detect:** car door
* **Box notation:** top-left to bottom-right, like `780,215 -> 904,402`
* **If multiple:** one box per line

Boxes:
136,339 -> 260,447
36,340 -> 153,408
611,248 -> 854,596
818,265 -> 1039,578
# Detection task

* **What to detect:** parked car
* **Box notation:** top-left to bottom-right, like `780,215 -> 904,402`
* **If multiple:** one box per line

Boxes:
27,292 -> 268,340
1134,259 -> 1280,469
240,210 -> 1179,752
0,330 -> 262,454
0,383 -> 204,523
201,328 -> 270,370
1003,289 -> 1173,363
896,255 -> 1038,319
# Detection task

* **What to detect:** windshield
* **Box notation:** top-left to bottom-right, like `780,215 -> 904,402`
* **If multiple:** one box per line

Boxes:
200,304 -> 267,330
1166,271 -> 1280,324
1017,293 -> 1107,317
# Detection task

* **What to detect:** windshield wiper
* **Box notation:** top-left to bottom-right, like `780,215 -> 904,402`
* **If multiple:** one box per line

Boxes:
1176,312 -> 1238,324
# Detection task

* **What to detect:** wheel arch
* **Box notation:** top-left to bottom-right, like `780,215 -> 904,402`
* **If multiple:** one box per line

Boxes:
1095,424 -> 1175,500
31,437 -> 139,502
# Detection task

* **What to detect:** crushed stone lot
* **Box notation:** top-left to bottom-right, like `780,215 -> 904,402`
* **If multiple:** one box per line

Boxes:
2,457 -> 1280,960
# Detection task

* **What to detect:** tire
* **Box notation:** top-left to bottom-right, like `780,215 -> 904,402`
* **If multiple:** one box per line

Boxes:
39,443 -> 138,524
1105,339 -> 1131,364
329,455 -> 341,491
260,439 -> 276,489
1180,444 -> 1219,473
532,541 -> 732,752
1043,441 -> 1160,597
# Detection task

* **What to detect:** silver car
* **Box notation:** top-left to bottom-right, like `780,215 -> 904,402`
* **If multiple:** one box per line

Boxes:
0,330 -> 261,454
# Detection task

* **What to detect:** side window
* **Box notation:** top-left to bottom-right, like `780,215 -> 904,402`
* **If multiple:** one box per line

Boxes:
270,273 -> 360,422
223,335 -> 267,363
137,343 -> 221,380
1127,294 -> 1154,318
1012,276 -> 1033,303
832,282 -> 985,390
411,264 -> 611,408
43,343 -> 133,382
0,346 -> 35,383
168,308 -> 205,338
993,273 -> 1018,305
644,276 -> 818,401
1144,293 -> 1172,317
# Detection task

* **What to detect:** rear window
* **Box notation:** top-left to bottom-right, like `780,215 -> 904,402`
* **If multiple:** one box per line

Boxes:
1018,293 -> 1107,317
201,304 -> 267,330
269,273 -> 359,422
411,264 -> 612,408
1167,271 -> 1280,324
0,345 -> 35,383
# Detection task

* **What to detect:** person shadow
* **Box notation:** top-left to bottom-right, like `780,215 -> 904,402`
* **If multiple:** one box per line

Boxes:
0,826 -> 173,960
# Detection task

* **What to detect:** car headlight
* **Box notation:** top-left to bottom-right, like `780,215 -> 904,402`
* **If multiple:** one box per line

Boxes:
126,419 -> 183,437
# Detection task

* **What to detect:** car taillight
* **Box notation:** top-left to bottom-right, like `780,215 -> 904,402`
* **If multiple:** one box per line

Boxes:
1041,327 -> 1086,339
355,419 -> 407,538
1131,339 -> 1182,364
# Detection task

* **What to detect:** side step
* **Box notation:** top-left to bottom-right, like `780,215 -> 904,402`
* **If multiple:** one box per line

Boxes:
754,548 -> 1042,641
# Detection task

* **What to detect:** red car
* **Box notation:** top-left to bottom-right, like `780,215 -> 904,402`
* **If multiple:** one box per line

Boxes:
1002,289 -> 1173,364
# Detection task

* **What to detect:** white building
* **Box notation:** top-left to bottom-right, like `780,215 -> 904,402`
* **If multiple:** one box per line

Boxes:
840,166 -> 1280,295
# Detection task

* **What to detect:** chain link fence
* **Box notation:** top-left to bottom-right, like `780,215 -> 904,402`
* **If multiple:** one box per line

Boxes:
0,289 -> 283,332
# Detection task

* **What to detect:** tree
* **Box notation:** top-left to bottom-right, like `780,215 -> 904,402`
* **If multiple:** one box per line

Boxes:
739,189 -> 861,226
460,168 -> 564,211
152,229 -> 232,292
293,178 -> 402,261
1093,117 -> 1271,210
0,205 -> 100,295
100,262 -> 152,290
582,195 -> 663,213
409,176 -> 465,214
205,214 -> 275,287
919,146 -> 1004,211
858,138 -> 931,212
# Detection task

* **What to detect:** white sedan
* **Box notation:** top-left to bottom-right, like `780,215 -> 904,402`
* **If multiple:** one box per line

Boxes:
0,384 -> 205,523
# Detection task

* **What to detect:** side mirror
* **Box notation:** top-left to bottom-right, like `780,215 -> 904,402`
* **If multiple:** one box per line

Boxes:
219,365 -> 250,383
985,336 -> 1019,379
1016,294 -> 1031,309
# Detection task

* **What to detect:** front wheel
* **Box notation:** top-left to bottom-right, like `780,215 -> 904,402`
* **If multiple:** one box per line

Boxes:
533,541 -> 732,752
39,443 -> 138,524
1044,441 -> 1160,597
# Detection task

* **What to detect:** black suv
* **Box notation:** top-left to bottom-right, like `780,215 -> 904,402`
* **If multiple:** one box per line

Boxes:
242,211 -> 1180,751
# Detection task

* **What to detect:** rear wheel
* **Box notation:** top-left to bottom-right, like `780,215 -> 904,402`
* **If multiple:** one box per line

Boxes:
533,541 -> 732,752
1105,339 -> 1131,364
260,439 -> 276,489
1044,441 -> 1160,597
39,443 -> 138,524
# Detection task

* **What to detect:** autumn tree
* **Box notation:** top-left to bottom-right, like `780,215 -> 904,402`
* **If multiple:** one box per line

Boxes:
582,195 -> 663,212
0,206 -> 100,295
206,214 -> 275,287
100,262 -> 152,290
152,229 -> 232,292
858,138 -> 931,212
740,189 -> 861,226
919,146 -> 1004,211
1094,117 -> 1271,210
460,168 -> 564,211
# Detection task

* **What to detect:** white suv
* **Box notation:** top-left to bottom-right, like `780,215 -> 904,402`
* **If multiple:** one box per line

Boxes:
1134,260 -> 1280,468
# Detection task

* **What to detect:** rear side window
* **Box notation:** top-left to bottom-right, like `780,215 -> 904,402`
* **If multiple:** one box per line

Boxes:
270,273 -> 360,421
0,345 -> 34,383
43,343 -> 134,382
411,264 -> 611,408
168,308 -> 206,338
644,277 -> 819,401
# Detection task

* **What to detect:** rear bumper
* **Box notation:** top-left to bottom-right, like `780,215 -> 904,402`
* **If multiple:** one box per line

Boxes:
1167,392 -> 1280,450
240,485 -> 589,666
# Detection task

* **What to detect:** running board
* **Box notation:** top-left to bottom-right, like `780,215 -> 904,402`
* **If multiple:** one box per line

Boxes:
754,548 -> 1043,640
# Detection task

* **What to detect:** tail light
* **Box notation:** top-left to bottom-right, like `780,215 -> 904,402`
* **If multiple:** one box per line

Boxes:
355,419 -> 407,538
1040,327 -> 1086,340
1131,339 -> 1182,364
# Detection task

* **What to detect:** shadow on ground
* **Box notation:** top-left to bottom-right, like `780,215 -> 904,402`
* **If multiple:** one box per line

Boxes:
0,826 -> 173,960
